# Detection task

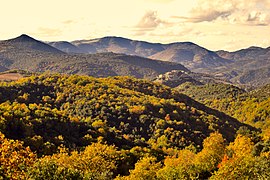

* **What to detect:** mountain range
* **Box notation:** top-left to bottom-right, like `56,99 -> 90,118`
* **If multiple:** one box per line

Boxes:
1,34 -> 270,87
48,37 -> 232,72
0,35 -> 188,79
49,36 -> 270,87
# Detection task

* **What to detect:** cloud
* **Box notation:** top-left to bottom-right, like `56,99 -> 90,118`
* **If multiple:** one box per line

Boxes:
173,0 -> 270,26
246,11 -> 270,26
182,0 -> 235,23
135,11 -> 168,31
133,10 -> 176,37
173,10 -> 231,23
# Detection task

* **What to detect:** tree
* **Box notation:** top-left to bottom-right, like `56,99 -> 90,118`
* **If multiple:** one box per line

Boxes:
195,132 -> 225,173
0,133 -> 36,179
157,149 -> 198,179
118,156 -> 161,180
210,135 -> 270,179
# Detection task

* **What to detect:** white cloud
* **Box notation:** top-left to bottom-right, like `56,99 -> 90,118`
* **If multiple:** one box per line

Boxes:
173,0 -> 270,26
135,11 -> 166,30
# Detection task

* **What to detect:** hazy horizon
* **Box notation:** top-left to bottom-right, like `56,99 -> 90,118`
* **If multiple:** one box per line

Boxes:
1,0 -> 270,51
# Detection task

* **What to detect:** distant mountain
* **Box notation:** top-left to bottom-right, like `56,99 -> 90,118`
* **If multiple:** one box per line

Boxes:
1,34 -> 270,87
216,46 -> 268,60
50,37 -> 231,73
215,46 -> 270,86
149,42 -> 232,71
0,65 -> 8,72
48,41 -> 84,54
0,34 -> 189,78
49,36 -> 270,87
2,34 -> 64,54
72,36 -> 165,56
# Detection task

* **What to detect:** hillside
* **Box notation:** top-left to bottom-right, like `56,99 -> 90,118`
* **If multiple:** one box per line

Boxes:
154,70 -> 231,88
1,74 -> 269,180
0,35 -> 188,79
215,46 -> 270,86
177,82 -> 270,131
0,74 -> 252,153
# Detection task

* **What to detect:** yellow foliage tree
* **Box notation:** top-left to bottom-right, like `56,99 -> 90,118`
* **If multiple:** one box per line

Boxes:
210,135 -> 266,180
195,132 -> 225,172
118,156 -> 161,180
0,132 -> 36,180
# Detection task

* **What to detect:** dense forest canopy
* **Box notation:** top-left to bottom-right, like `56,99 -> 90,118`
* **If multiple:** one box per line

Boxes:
178,83 -> 270,132
0,73 -> 269,179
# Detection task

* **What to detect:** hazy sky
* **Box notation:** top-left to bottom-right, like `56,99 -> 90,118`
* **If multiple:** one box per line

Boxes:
1,0 -> 270,51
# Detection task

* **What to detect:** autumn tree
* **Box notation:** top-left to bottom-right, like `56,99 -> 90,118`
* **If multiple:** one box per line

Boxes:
0,132 -> 36,179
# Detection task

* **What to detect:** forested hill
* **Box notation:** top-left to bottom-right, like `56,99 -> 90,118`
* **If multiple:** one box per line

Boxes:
0,74 -> 251,154
178,83 -> 270,132
1,74 -> 269,179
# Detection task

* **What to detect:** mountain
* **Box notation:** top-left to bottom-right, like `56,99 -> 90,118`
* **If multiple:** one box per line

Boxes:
49,36 -> 270,87
0,65 -> 8,72
48,41 -> 84,54
71,37 -> 269,72
50,37 -> 231,72
215,46 -> 270,86
0,35 -> 189,78
149,42 -> 232,71
1,34 -> 270,87
216,46 -> 268,60
2,34 -> 64,54
72,36 -> 165,56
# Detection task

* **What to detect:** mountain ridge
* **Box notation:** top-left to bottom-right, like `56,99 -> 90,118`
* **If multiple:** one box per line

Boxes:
0,34 -> 189,79
1,34 -> 270,87
48,35 -> 270,87
50,36 -> 233,74
3,34 -> 64,54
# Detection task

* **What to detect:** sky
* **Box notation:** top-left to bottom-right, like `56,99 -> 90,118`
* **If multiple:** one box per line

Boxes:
0,0 -> 270,51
